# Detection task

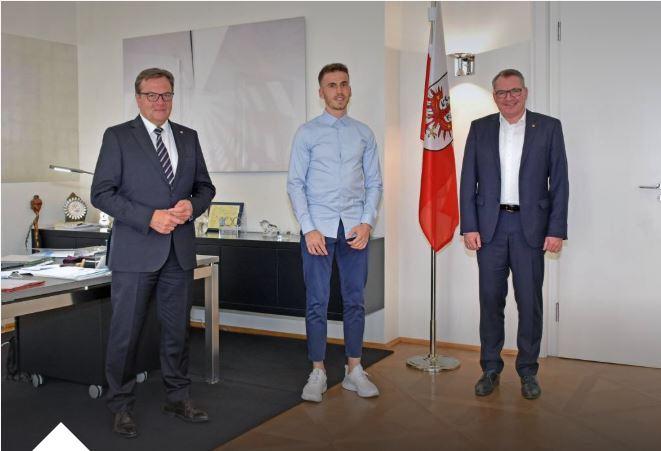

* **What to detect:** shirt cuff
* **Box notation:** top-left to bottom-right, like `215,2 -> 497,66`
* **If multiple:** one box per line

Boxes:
300,218 -> 316,235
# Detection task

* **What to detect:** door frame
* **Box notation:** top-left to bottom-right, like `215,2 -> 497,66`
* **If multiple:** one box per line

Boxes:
530,1 -> 560,357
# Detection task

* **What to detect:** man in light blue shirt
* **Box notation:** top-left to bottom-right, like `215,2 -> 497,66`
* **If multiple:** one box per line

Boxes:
287,63 -> 383,402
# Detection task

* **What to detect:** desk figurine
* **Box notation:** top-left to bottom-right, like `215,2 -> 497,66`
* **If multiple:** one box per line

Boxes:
195,211 -> 210,236
259,219 -> 279,237
30,195 -> 43,248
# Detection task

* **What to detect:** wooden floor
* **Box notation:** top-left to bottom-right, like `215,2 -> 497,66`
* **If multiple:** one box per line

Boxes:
218,342 -> 661,451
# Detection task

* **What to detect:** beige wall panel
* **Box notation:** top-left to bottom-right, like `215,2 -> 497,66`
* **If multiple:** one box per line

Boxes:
1,33 -> 78,182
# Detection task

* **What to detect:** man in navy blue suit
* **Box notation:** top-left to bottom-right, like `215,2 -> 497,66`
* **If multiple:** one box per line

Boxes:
91,68 -> 215,437
459,69 -> 568,400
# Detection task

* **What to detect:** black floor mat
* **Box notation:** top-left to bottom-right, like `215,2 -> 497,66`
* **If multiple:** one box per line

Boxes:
1,329 -> 392,450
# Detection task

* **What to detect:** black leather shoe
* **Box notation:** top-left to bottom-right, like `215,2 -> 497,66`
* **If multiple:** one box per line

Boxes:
113,411 -> 138,438
475,371 -> 500,396
162,399 -> 209,423
521,375 -> 542,400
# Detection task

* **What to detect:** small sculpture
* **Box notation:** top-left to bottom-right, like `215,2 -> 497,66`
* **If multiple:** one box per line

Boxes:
195,211 -> 210,236
259,219 -> 279,237
30,195 -> 43,248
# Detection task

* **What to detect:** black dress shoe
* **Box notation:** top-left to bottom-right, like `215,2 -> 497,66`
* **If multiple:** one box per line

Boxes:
475,371 -> 500,396
113,411 -> 138,438
162,399 -> 209,423
521,375 -> 542,400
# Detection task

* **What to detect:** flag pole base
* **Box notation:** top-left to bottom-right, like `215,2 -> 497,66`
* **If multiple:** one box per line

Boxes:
406,354 -> 460,373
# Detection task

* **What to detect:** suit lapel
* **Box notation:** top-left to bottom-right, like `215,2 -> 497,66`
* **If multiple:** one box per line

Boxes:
169,121 -> 187,187
130,116 -> 171,187
520,110 -> 538,169
489,114 -> 501,178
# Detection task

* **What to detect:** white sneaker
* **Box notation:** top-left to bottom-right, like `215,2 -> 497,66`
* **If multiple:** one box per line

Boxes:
301,368 -> 327,402
342,364 -> 379,398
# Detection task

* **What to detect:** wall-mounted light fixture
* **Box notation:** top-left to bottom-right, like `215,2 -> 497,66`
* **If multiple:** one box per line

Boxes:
452,53 -> 475,76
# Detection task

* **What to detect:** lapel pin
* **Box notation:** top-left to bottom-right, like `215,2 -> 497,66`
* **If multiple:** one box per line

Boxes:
532,123 -> 536,128
179,131 -> 183,134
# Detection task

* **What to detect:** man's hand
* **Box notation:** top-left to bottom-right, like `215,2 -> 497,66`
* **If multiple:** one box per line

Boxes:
150,210 -> 184,234
347,223 -> 372,250
305,230 -> 328,256
463,232 -> 482,251
543,236 -> 563,253
168,199 -> 193,222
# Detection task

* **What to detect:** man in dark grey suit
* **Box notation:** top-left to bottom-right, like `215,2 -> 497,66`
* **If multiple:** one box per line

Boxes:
91,68 -> 215,437
460,69 -> 568,400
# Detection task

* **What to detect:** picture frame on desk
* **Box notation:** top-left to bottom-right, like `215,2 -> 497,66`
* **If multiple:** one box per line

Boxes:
208,202 -> 244,232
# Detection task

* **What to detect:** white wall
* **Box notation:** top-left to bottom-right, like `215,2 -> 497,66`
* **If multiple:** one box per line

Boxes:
0,1 -> 78,45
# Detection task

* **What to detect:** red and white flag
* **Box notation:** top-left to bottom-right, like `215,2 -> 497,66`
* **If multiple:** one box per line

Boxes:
418,2 -> 459,252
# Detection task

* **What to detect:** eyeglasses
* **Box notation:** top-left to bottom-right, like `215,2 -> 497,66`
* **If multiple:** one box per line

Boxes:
494,88 -> 524,99
138,92 -> 174,102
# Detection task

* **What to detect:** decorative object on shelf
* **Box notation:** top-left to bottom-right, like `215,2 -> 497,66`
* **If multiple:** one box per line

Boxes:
49,164 -> 112,228
208,202 -> 244,234
29,195 -> 43,249
259,220 -> 280,237
98,212 -> 112,228
63,192 -> 88,222
195,210 -> 210,236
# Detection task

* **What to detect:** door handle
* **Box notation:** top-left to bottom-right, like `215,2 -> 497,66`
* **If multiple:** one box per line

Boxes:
638,183 -> 660,189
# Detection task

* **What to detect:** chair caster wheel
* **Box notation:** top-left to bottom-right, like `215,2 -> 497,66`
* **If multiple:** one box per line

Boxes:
88,385 -> 104,399
31,374 -> 44,388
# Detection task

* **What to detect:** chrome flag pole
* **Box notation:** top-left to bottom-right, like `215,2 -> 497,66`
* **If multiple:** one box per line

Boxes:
407,1 -> 460,372
406,248 -> 460,372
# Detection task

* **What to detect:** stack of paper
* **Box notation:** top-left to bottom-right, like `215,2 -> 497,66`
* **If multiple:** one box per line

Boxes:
29,266 -> 110,281
2,254 -> 52,265
52,222 -> 99,230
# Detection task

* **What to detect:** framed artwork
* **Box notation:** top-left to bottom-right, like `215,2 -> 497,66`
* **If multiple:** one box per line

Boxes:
208,202 -> 244,231
122,17 -> 306,172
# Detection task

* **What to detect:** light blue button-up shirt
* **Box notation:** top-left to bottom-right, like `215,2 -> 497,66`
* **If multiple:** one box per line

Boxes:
287,111 -> 383,239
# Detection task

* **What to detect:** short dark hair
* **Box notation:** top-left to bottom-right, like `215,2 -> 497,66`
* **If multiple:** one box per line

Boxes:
318,63 -> 349,85
492,69 -> 525,89
134,68 -> 174,94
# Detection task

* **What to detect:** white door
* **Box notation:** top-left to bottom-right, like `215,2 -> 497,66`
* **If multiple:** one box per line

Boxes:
554,2 -> 661,367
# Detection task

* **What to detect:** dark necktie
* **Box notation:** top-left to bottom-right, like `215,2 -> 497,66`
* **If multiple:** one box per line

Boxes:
154,127 -> 174,185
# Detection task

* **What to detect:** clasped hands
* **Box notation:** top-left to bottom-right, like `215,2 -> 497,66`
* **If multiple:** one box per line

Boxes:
149,199 -> 193,234
305,223 -> 372,256
463,232 -> 563,253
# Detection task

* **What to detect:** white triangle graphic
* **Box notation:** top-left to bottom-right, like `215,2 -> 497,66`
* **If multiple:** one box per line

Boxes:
33,422 -> 89,451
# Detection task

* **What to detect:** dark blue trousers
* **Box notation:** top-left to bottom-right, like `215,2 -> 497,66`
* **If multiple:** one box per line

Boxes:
301,222 -> 369,362
105,244 -> 193,413
477,210 -> 545,377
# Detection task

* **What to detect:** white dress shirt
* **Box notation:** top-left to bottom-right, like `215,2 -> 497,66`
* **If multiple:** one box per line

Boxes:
140,114 -> 179,174
498,111 -> 526,205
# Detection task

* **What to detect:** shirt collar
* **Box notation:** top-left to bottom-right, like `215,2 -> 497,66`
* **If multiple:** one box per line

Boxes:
499,110 -> 526,128
320,110 -> 349,127
140,114 -> 171,135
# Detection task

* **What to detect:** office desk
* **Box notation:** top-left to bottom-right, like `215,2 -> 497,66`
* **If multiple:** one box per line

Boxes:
2,255 -> 220,392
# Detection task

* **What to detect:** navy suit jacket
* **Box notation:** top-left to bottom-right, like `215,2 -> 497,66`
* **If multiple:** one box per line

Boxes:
459,110 -> 569,248
91,116 -> 216,272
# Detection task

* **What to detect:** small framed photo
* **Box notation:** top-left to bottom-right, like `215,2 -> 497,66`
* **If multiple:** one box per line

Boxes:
208,202 -> 244,231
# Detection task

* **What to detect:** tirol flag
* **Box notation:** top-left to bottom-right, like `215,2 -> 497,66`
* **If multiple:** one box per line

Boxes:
418,2 -> 459,252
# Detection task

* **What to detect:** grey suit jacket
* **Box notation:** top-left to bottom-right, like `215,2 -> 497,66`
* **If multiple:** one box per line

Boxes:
459,110 -> 569,248
91,116 -> 215,272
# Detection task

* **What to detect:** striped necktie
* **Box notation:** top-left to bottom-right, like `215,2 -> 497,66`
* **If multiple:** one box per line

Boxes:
154,127 -> 174,185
